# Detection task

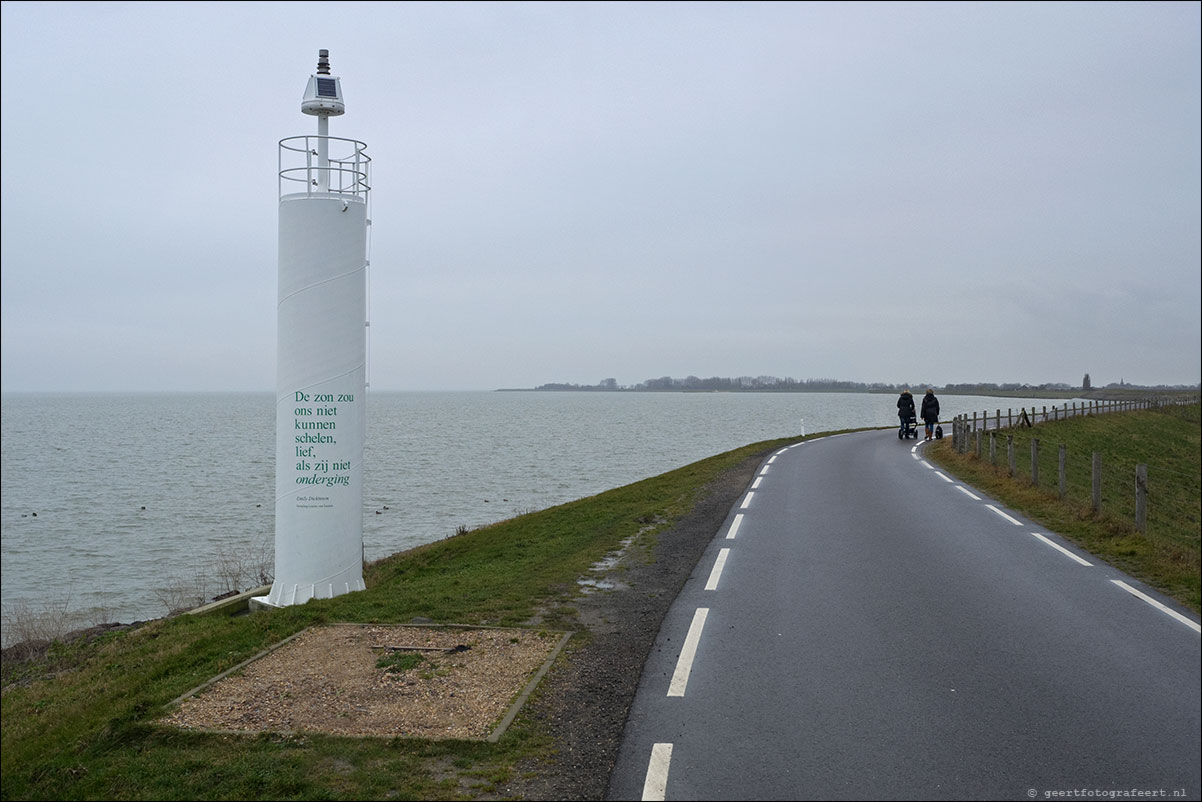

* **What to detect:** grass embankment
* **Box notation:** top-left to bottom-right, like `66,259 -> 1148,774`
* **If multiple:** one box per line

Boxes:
926,403 -> 1201,613
1,436 -> 797,801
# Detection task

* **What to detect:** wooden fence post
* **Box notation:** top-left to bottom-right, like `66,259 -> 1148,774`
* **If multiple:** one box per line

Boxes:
1030,438 -> 1040,485
1058,444 -> 1066,499
1091,452 -> 1102,513
975,429 -> 982,458
1135,464 -> 1147,533
989,432 -> 996,466
1007,435 -> 1015,478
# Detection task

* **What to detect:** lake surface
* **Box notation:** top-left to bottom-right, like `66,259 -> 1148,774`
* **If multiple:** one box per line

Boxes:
1,390 -> 1067,642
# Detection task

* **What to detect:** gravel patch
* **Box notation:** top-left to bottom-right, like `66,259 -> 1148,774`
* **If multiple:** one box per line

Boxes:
163,624 -> 563,740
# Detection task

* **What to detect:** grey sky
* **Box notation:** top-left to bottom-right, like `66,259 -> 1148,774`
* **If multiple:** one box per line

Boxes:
2,1 -> 1199,392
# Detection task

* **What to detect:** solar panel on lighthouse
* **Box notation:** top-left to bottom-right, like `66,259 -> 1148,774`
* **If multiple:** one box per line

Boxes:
316,77 -> 338,98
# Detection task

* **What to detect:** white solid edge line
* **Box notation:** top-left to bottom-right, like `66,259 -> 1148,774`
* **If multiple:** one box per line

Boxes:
986,504 -> 1023,525
740,492 -> 754,509
911,452 -> 922,460
726,513 -> 743,539
956,486 -> 981,500
642,743 -> 673,801
933,471 -> 954,483
668,607 -> 709,696
705,548 -> 730,590
1111,581 -> 1201,634
1030,532 -> 1093,566
920,460 -> 935,470
752,477 -> 763,489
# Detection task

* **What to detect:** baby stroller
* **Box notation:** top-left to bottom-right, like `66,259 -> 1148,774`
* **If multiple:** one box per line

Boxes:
898,413 -> 918,440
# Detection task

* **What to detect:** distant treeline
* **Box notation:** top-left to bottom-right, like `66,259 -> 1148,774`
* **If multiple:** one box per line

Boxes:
518,376 -> 1200,396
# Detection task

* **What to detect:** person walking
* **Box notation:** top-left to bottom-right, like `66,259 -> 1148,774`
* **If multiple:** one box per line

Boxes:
921,388 -> 941,441
897,389 -> 916,436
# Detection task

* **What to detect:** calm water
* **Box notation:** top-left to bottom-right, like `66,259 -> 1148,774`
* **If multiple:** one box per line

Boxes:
1,390 -> 1062,641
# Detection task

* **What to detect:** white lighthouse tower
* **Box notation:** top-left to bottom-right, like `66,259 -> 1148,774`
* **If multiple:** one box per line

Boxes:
264,49 -> 371,607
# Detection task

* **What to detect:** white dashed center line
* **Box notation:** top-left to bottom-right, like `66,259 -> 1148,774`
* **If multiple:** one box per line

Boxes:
705,548 -> 730,590
642,743 -> 673,801
668,608 -> 709,697
986,504 -> 1023,525
1030,532 -> 1093,566
1112,581 -> 1201,633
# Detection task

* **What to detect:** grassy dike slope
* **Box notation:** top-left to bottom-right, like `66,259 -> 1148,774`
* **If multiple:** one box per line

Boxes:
926,403 -> 1201,613
1,435 -> 802,801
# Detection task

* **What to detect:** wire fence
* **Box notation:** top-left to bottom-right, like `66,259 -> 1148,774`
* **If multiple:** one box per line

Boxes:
952,396 -> 1196,432
948,396 -> 1201,549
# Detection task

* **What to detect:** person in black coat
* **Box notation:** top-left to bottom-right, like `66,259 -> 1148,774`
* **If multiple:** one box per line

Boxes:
921,388 -> 941,440
897,389 -> 916,432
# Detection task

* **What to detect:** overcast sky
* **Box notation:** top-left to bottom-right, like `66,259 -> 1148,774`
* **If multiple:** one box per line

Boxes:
2,1 -> 1198,392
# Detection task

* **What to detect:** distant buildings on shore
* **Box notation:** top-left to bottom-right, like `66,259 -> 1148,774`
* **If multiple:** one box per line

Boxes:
510,376 -> 1199,396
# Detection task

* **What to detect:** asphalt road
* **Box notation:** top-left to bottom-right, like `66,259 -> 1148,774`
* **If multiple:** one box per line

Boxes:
606,430 -> 1201,801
